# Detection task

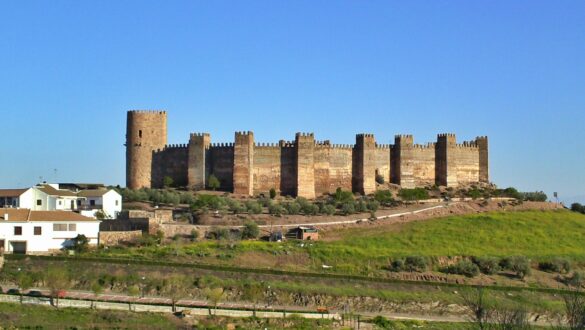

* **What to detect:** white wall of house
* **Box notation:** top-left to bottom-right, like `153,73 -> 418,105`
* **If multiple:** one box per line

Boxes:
102,190 -> 122,218
0,221 -> 100,253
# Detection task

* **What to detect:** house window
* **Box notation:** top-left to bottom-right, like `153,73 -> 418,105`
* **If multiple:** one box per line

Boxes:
77,200 -> 81,206
90,200 -> 96,206
34,226 -> 42,235
58,200 -> 62,206
115,200 -> 119,206
14,226 -> 22,236
53,224 -> 68,231
36,199 -> 42,206
68,224 -> 76,231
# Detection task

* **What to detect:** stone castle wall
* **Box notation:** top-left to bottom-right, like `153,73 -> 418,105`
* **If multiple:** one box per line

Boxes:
126,111 -> 489,197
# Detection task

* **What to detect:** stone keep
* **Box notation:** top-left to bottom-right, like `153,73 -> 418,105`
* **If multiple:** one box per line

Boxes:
126,110 -> 489,198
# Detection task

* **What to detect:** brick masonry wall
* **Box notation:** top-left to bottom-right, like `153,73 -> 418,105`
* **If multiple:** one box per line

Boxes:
209,146 -> 234,191
99,230 -> 142,246
253,145 -> 281,194
412,145 -> 436,186
151,146 -> 188,188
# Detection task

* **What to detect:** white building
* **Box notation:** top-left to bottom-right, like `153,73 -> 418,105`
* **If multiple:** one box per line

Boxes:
0,184 -> 122,219
77,189 -> 122,219
0,209 -> 100,254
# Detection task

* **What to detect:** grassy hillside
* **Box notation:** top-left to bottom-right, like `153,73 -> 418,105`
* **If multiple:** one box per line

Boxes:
313,209 -> 585,260
91,210 -> 585,277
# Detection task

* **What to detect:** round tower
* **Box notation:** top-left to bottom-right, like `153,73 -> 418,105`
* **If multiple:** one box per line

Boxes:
126,110 -> 167,189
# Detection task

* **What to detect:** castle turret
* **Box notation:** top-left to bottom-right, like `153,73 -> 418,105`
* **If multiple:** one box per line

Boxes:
435,133 -> 457,187
126,110 -> 167,189
354,133 -> 377,195
188,133 -> 211,189
233,131 -> 254,195
295,133 -> 315,199
391,134 -> 415,188
476,136 -> 489,183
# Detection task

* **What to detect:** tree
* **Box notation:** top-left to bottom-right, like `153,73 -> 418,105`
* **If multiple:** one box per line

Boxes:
16,272 -> 33,304
243,282 -> 264,317
190,229 -> 199,242
241,221 -> 260,240
127,285 -> 140,311
269,188 -> 277,199
562,290 -> 585,330
45,266 -> 70,308
459,286 -> 492,330
162,275 -> 190,312
208,174 -> 220,191
90,281 -> 103,309
163,176 -> 174,188
204,287 -> 224,315
70,234 -> 90,253
94,210 -> 111,220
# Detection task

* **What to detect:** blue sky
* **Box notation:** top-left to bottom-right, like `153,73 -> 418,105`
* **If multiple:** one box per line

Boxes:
1,1 -> 584,202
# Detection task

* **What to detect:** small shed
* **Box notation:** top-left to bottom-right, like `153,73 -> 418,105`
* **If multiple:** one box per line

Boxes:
287,226 -> 319,241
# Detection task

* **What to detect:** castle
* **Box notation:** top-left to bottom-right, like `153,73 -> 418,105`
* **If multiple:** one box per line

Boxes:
126,111 -> 489,198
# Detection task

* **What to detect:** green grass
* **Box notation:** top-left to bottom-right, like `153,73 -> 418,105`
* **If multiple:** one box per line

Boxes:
90,210 -> 585,277
311,210 -> 585,260
0,302 -> 180,329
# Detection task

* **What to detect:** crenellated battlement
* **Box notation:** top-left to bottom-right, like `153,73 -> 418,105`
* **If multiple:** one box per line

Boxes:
127,110 -> 488,195
190,132 -> 210,139
128,110 -> 167,114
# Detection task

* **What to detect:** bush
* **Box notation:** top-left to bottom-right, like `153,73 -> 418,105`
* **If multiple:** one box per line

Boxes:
190,229 -> 199,242
355,200 -> 368,213
372,315 -> 392,329
468,188 -> 482,200
390,256 -> 428,272
245,201 -> 263,214
69,234 -> 90,253
334,187 -> 354,203
284,202 -> 301,215
226,198 -> 246,214
565,272 -> 583,287
538,258 -> 571,274
163,176 -> 174,188
366,200 -> 380,213
374,190 -> 394,205
522,191 -> 547,202
341,202 -> 355,215
375,174 -> 385,184
207,174 -> 221,190
442,260 -> 480,277
320,204 -> 336,216
472,256 -> 501,275
268,203 -> 286,216
398,188 -> 429,201
191,194 -> 226,211
502,187 -> 523,200
241,222 -> 260,240
269,188 -> 277,199
500,256 -> 531,279
571,203 -> 585,214
208,227 -> 230,240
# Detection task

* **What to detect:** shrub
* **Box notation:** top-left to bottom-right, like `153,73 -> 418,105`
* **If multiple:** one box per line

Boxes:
442,260 -> 480,277
191,194 -> 226,211
69,234 -> 89,253
190,229 -> 199,242
321,204 -> 336,216
522,191 -> 547,202
226,198 -> 246,214
565,272 -> 583,288
372,315 -> 392,328
375,174 -> 385,184
472,256 -> 501,275
468,188 -> 482,200
334,187 -> 354,203
398,188 -> 429,201
284,202 -> 301,215
366,200 -> 380,213
355,200 -> 368,213
269,188 -> 277,199
571,203 -> 585,214
500,256 -> 531,279
163,176 -> 174,188
208,227 -> 230,240
245,201 -> 263,214
374,190 -> 394,205
341,202 -> 355,215
241,222 -> 260,240
268,203 -> 286,216
389,256 -> 428,272
538,258 -> 571,274
502,187 -> 522,200
207,174 -> 221,190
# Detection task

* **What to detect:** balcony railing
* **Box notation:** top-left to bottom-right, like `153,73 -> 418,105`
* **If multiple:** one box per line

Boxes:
76,204 -> 103,211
